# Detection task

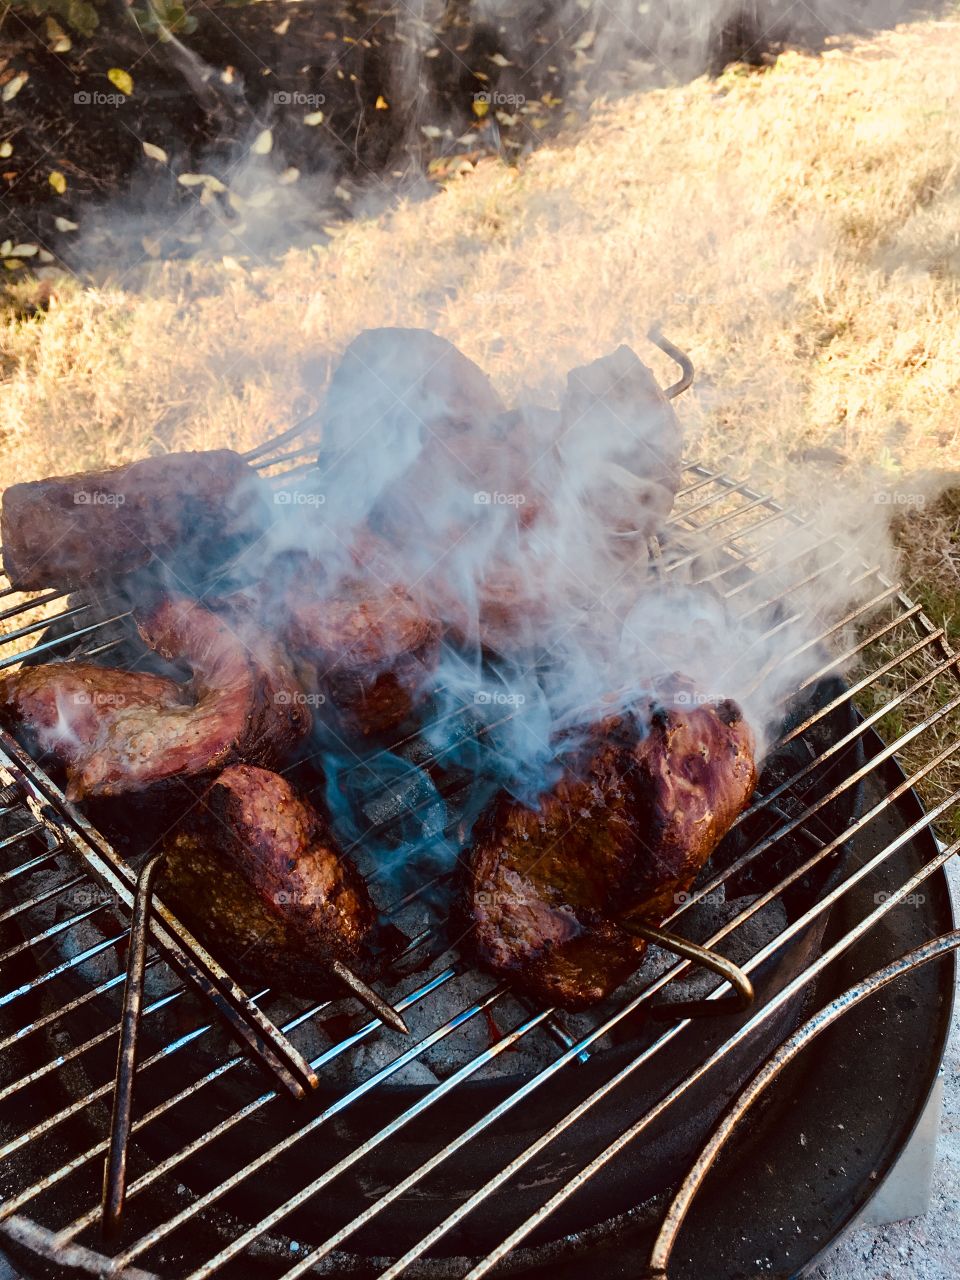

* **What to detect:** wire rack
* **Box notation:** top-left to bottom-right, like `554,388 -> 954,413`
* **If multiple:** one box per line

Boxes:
0,437 -> 957,1279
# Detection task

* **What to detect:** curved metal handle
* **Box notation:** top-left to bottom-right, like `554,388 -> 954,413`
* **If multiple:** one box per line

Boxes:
624,921 -> 755,1018
648,927 -> 960,1276
647,327 -> 695,400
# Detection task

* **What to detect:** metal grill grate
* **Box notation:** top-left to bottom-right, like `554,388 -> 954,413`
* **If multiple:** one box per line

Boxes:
0,433 -> 957,1279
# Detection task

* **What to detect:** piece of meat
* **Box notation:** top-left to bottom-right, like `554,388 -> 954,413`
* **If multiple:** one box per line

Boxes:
49,596 -> 310,800
464,676 -> 756,1009
0,663 -> 185,770
1,450 -> 269,593
283,577 -> 441,737
159,765 -> 400,993
560,346 -> 683,539
321,328 -> 504,462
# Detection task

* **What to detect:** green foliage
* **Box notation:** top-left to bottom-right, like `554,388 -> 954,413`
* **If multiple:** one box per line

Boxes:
10,0 -> 104,37
129,0 -> 198,37
7,0 -> 201,37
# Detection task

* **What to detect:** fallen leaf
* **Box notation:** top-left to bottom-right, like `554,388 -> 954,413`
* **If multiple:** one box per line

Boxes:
573,30 -> 595,51
142,141 -> 168,163
107,68 -> 134,96
489,52 -> 512,67
3,260 -> 24,271
472,98 -> 489,118
251,128 -> 273,155
303,110 -> 325,125
334,184 -> 352,202
0,241 -> 11,256
425,47 -> 440,58
0,142 -> 11,159
2,73 -> 28,103
421,124 -> 443,138
54,216 -> 78,231
178,173 -> 206,186
279,167 -> 300,184
45,18 -> 72,52
49,171 -> 67,194
12,244 -> 38,256
375,94 -> 389,110
38,250 -> 54,263
273,17 -> 290,34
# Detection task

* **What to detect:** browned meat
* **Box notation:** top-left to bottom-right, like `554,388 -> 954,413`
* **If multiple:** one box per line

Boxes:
159,764 -> 398,993
465,677 -> 756,1009
284,577 -> 441,737
0,663 -> 185,770
560,346 -> 683,539
1,450 -> 269,593
321,327 -> 504,459
15,596 -> 311,800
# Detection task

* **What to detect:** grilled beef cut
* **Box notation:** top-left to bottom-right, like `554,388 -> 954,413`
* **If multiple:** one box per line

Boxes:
1,449 -> 268,592
284,578 -> 441,737
465,678 -> 756,1009
0,664 -> 185,770
0,597 -> 311,801
160,764 -> 397,993
560,346 -> 683,539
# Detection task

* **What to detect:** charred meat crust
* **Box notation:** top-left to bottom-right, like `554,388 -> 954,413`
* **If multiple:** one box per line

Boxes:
2,596 -> 311,801
284,580 -> 441,737
464,678 -> 756,1009
0,450 -> 268,592
159,764 -> 398,993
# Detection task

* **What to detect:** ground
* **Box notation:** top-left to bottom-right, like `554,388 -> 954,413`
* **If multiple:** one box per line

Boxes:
0,9 -> 959,1278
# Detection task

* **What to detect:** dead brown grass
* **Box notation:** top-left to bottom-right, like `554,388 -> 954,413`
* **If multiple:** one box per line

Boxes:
1,14 -> 959,819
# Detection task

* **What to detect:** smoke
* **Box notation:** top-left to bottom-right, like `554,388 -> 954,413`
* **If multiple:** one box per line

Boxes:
54,0 -> 930,272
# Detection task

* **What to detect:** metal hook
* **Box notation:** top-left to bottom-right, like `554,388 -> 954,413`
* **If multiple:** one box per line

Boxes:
101,850 -> 167,1241
647,327 -> 695,400
625,920 -> 755,1018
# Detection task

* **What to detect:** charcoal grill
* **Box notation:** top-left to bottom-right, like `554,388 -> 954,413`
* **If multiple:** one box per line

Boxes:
0,382 -> 956,1279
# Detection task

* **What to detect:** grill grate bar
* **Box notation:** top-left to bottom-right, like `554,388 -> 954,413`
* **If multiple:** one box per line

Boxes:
30,967 -> 460,1241
0,453 -> 957,1278
460,831 -> 960,1280
78,733 -> 960,1272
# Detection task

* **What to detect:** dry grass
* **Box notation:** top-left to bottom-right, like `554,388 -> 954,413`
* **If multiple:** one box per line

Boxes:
1,14 -> 959,819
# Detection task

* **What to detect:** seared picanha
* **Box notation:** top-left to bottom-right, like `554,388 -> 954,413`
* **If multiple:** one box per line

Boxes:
1,449 -> 268,592
0,596 -> 310,800
465,677 -> 756,1009
160,764 -> 399,992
